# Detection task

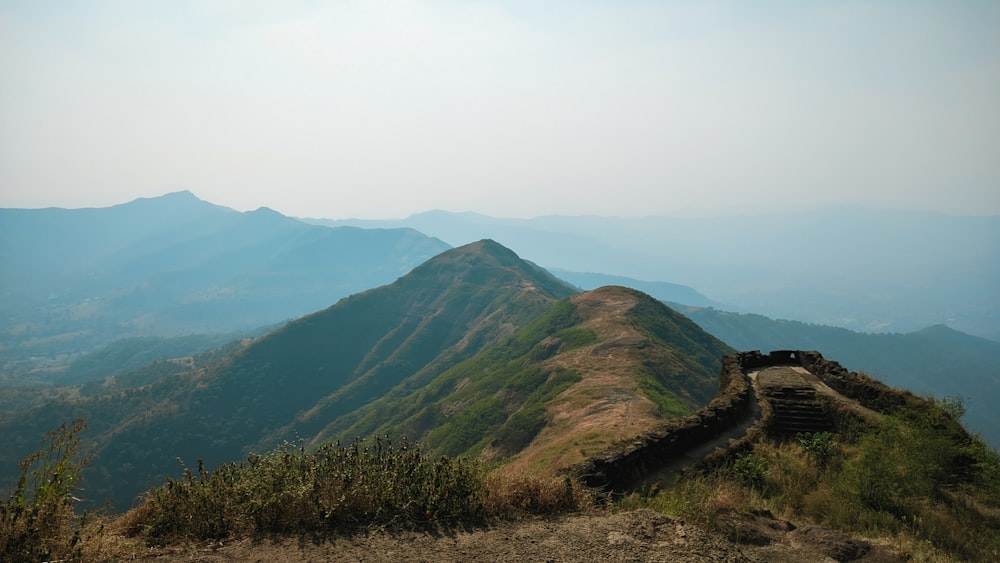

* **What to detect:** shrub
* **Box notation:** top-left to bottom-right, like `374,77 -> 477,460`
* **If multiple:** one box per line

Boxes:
796,432 -> 836,468
1,419 -> 91,562
123,436 -> 592,543
836,414 -> 956,515
624,476 -> 752,532
124,436 -> 487,541
731,452 -> 768,490
483,466 -> 593,517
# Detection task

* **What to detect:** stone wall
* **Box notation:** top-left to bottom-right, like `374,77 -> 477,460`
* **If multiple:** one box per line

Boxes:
797,350 -> 915,413
571,352 -> 759,491
570,349 -> 905,493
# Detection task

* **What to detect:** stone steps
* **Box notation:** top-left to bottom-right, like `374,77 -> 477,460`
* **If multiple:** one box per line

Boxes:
759,375 -> 832,436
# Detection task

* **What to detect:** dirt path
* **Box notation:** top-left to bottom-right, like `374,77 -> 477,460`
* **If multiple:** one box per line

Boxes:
136,509 -> 902,562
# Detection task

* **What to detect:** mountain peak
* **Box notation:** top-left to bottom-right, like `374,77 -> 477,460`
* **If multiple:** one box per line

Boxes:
126,190 -> 203,205
115,190 -> 235,216
453,239 -> 516,258
246,206 -> 290,221
401,240 -> 575,299
160,189 -> 200,201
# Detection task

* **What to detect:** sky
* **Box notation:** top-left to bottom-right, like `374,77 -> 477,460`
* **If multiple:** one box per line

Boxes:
1,1 -> 998,219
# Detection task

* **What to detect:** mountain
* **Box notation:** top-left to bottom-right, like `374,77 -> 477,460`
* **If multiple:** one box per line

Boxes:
0,241 -> 734,511
552,270 -> 720,308
313,285 -> 731,474
0,192 -> 450,379
309,207 -> 1000,341
681,306 -> 1000,447
0,241 -> 572,508
52,326 -> 278,387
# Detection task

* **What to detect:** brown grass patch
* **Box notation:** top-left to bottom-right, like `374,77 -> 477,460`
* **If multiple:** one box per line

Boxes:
483,466 -> 596,518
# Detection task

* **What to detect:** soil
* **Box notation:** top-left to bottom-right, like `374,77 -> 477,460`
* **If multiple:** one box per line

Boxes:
136,509 -> 906,562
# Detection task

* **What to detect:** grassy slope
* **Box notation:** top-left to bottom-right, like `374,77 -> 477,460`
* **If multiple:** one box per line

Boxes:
0,244 -> 733,513
327,286 -> 733,477
0,241 -> 577,510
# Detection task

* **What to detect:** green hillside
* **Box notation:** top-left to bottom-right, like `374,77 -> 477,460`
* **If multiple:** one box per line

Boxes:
0,240 -> 577,509
0,240 -> 737,512
320,285 -> 732,476
5,239 -> 999,561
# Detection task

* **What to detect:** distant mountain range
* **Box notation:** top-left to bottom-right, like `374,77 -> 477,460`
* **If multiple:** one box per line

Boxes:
310,207 -> 1000,341
0,191 -> 449,375
552,270 -> 720,309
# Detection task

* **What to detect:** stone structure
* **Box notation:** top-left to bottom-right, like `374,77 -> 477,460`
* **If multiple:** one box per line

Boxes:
570,350 -> 899,494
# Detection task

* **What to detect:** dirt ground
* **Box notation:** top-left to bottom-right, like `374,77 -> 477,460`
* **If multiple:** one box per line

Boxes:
136,509 -> 906,562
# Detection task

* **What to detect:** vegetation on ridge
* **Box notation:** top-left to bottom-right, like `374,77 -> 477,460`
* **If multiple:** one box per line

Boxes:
120,436 -> 592,543
624,390 -> 1000,561
326,287 -> 730,475
1,420 -> 92,562
336,299 -> 594,456
2,425 -> 594,562
0,240 -> 580,512
6,386 -> 999,562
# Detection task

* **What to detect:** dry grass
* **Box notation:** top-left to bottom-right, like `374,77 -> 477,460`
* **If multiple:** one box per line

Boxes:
620,403 -> 1000,562
483,466 -> 596,517
504,290 -> 677,476
114,438 -> 600,548
1,419 -> 91,562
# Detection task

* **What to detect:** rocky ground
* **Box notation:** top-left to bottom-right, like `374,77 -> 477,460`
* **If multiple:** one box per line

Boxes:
137,509 -> 906,562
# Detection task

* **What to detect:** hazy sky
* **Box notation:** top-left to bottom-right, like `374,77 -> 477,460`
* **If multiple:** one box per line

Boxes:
1,1 -> 998,218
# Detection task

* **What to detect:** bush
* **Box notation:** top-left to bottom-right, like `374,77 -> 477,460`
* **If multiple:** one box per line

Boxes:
731,453 -> 768,490
483,467 -> 593,517
837,414 -> 956,514
1,419 -> 91,562
796,432 -> 836,468
122,436 -> 593,543
623,395 -> 1000,561
124,436 -> 486,541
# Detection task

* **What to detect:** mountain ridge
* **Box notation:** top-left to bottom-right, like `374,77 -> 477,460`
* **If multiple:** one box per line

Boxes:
0,194 -> 451,375
0,240 -> 578,508
309,207 -> 1000,340
0,240 -> 734,512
